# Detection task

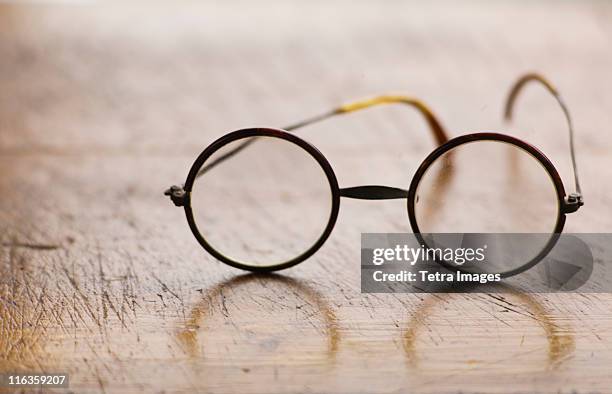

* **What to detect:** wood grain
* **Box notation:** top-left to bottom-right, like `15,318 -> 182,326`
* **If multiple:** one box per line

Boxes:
1,2 -> 612,393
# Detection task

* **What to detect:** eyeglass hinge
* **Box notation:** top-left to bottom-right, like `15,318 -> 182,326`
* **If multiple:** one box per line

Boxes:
562,192 -> 583,214
164,185 -> 187,207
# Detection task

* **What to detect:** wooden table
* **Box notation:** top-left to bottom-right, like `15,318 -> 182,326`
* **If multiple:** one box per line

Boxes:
1,2 -> 612,393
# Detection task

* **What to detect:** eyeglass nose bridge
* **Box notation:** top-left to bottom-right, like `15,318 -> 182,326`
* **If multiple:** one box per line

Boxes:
339,185 -> 409,200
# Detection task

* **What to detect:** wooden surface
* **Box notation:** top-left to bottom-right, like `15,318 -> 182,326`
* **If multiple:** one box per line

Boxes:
1,2 -> 612,393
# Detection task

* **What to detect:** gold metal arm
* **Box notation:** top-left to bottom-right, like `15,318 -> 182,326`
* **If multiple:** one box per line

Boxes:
285,95 -> 448,146
504,73 -> 582,199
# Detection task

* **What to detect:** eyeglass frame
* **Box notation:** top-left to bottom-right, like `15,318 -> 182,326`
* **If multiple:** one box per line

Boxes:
165,73 -> 584,276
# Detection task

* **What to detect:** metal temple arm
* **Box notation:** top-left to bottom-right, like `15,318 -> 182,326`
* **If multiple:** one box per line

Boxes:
503,73 -> 583,207
193,95 -> 449,180
286,95 -> 448,145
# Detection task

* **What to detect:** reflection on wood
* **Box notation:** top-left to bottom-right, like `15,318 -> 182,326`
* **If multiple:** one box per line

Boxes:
175,273 -> 340,361
403,286 -> 575,369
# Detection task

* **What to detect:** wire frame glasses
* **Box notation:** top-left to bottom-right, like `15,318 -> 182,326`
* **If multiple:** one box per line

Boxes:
166,73 -> 583,277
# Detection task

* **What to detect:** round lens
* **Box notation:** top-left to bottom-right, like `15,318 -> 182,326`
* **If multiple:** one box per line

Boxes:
412,138 -> 561,274
190,135 -> 335,268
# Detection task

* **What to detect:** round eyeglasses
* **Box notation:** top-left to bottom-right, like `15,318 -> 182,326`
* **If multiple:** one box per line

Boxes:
165,73 -> 583,277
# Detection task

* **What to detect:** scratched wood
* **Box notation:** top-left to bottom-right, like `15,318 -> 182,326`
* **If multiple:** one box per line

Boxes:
1,2 -> 612,393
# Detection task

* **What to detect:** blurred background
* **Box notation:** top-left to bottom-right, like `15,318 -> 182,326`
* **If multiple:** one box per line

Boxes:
1,1 -> 611,228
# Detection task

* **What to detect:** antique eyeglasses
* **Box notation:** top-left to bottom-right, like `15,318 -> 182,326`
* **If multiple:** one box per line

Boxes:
166,73 -> 583,276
